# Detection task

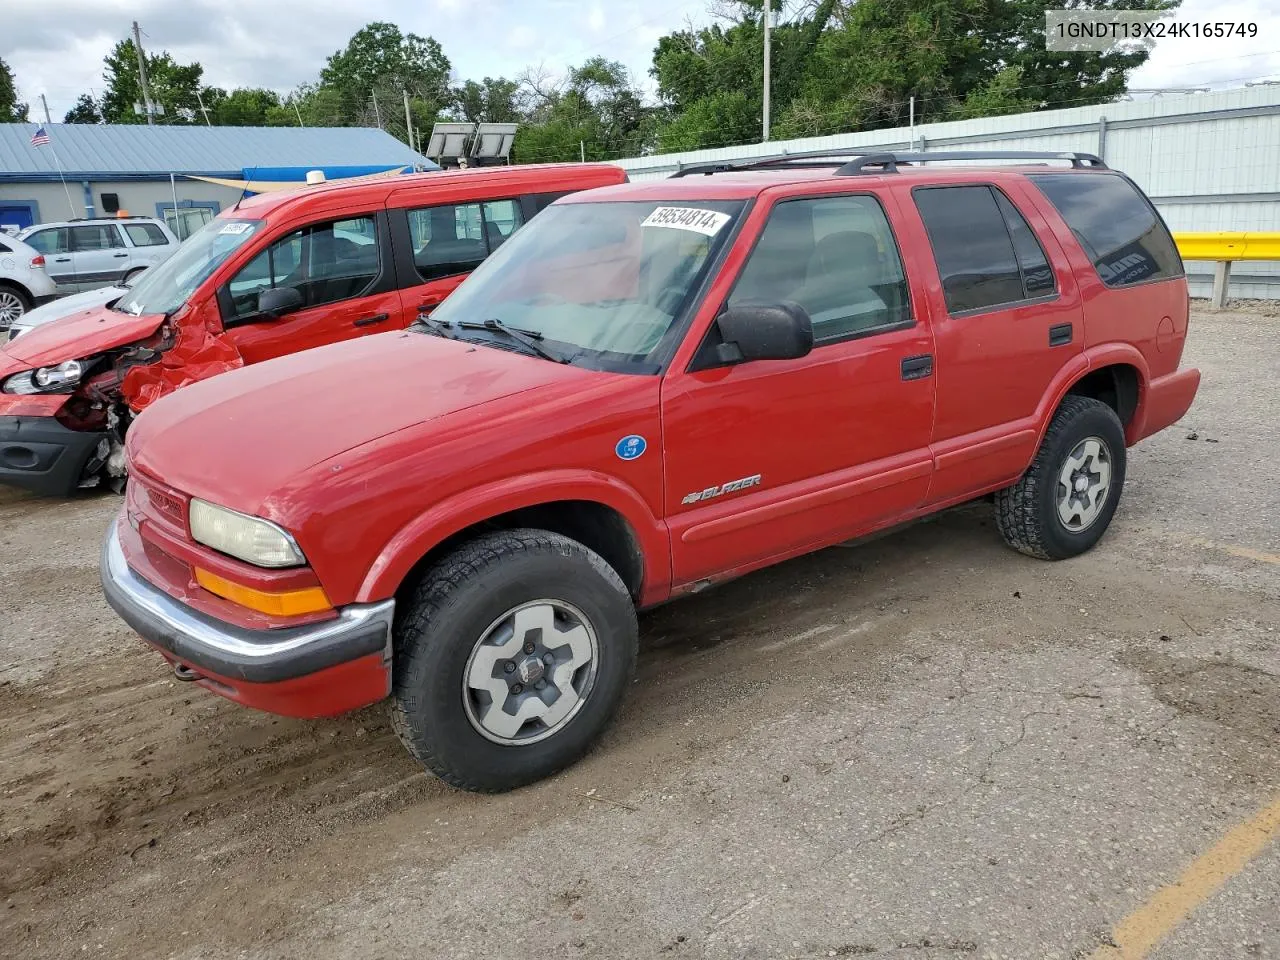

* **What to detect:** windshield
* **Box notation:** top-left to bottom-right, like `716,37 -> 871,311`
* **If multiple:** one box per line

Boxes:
426,199 -> 745,370
114,218 -> 265,316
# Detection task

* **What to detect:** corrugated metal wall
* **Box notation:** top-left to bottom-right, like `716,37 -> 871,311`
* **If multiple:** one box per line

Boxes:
616,86 -> 1280,300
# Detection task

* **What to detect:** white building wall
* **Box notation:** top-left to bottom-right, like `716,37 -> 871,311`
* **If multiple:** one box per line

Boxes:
616,85 -> 1280,299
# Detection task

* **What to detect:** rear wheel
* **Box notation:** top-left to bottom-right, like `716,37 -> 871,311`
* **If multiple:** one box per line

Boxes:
122,267 -> 147,286
0,284 -> 31,331
995,396 -> 1127,560
391,528 -> 638,792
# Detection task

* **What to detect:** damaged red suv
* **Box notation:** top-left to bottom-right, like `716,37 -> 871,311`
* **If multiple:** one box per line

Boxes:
0,163 -> 626,496
102,151 -> 1200,793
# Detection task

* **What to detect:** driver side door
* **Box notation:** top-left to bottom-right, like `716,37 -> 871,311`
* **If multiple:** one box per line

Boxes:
661,192 -> 937,587
217,212 -> 402,366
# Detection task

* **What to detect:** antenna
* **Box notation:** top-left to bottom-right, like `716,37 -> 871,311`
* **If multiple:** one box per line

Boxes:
233,167 -> 255,211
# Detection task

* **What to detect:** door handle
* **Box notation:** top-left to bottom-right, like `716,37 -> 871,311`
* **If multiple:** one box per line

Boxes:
53,256 -> 71,262
901,354 -> 933,381
419,298 -> 443,314
1049,322 -> 1073,347
353,313 -> 390,328
113,252 -> 128,258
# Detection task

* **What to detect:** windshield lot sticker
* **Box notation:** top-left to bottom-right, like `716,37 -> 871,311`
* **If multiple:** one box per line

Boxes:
615,435 -> 647,461
642,207 -> 731,236
218,222 -> 253,235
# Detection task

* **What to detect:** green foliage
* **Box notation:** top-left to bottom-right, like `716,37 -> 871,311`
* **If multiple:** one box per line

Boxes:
210,87 -> 281,126
0,57 -> 29,122
63,93 -> 104,124
513,58 -> 653,163
100,39 -> 205,124
451,78 -> 523,124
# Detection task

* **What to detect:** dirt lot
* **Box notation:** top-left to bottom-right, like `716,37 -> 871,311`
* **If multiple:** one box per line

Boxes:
2,306 -> 1277,960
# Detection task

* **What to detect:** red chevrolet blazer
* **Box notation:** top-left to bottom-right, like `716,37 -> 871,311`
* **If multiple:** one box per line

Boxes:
102,151 -> 1200,793
0,162 -> 626,496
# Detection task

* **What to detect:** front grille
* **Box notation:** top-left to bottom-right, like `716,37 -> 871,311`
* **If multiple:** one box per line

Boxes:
146,486 -> 185,525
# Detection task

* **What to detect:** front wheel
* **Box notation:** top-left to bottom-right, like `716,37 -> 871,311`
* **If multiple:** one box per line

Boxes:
995,396 -> 1127,560
391,529 -> 638,792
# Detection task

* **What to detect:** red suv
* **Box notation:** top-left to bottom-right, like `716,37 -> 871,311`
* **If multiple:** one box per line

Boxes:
0,163 -> 626,496
101,150 -> 1200,792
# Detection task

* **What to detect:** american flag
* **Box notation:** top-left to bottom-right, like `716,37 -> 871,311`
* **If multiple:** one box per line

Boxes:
30,125 -> 50,147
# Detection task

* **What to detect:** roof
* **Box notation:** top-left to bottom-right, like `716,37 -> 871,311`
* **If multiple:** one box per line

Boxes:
233,162 -> 628,218
567,160 -> 1106,202
0,123 -> 435,182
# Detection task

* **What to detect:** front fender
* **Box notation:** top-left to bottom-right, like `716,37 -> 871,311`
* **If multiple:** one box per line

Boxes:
356,469 -> 672,608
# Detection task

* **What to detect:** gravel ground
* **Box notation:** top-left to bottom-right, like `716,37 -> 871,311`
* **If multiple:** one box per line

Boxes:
1,306 -> 1276,960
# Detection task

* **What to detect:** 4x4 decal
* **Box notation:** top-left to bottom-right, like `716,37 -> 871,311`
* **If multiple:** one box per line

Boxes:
681,474 -> 762,505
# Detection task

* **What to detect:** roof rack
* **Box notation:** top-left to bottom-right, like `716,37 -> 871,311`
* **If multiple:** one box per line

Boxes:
669,149 -> 1107,178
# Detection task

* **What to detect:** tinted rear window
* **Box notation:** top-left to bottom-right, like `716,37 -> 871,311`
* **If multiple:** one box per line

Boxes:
1029,174 -> 1182,288
913,185 -> 1024,314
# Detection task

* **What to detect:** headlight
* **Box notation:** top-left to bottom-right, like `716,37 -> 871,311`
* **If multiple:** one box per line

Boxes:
188,498 -> 306,568
2,359 -> 87,394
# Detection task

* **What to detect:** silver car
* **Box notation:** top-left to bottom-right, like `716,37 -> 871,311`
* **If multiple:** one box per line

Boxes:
16,217 -> 179,294
5,274 -> 139,342
0,233 -> 59,333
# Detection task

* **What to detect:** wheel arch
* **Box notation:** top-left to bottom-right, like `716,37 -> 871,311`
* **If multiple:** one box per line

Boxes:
356,471 -> 671,609
1037,345 -> 1150,449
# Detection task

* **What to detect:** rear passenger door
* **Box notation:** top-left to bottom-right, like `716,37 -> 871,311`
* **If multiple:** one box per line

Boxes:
662,192 -> 936,586
904,182 -> 1083,505
69,224 -> 131,290
22,227 -> 73,289
390,198 -> 525,319
217,212 -> 402,365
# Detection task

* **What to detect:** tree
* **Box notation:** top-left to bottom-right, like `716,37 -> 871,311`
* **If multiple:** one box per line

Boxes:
100,39 -> 205,124
320,22 -> 452,141
63,93 -> 103,124
451,77 -> 522,124
210,87 -> 281,126
513,58 -> 654,163
0,57 -> 29,122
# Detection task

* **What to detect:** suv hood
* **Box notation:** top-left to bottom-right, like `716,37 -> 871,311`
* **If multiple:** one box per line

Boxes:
128,330 -> 598,513
3,305 -> 165,367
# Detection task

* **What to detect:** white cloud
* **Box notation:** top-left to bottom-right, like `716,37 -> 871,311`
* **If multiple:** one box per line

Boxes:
3,0 -> 709,120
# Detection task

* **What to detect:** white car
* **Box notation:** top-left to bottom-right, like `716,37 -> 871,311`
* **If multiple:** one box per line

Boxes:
5,274 -> 137,342
16,217 -> 179,294
0,233 -> 59,334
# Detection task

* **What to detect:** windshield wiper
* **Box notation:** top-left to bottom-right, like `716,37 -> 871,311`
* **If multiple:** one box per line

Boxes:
454,318 -> 570,364
412,315 -> 464,341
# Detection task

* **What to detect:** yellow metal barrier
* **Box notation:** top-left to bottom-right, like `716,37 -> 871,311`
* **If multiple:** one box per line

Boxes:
1170,232 -> 1280,307
1173,232 -> 1280,262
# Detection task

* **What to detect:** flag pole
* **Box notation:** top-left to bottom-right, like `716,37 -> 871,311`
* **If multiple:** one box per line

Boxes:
48,138 -> 77,219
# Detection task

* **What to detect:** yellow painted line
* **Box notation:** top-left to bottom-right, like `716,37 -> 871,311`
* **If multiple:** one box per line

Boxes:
1089,795 -> 1280,959
1176,535 -> 1280,568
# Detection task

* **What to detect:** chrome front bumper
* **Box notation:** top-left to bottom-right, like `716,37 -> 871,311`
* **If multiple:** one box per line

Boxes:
100,519 -> 394,683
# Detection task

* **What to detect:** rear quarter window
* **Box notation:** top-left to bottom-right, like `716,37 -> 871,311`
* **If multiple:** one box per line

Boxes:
1029,174 -> 1183,288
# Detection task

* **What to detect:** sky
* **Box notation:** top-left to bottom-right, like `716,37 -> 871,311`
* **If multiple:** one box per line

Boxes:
5,0 -> 1280,124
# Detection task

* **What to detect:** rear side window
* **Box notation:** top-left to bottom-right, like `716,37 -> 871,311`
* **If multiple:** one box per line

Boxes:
992,190 -> 1056,298
124,222 -> 169,247
406,199 -> 525,281
23,228 -> 68,255
1029,174 -> 1183,287
913,186 -> 1025,314
71,224 -> 124,251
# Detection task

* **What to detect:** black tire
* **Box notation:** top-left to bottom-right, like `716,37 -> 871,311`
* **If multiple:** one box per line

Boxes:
123,268 -> 146,286
0,282 -> 31,330
390,528 -> 638,793
995,395 -> 1127,560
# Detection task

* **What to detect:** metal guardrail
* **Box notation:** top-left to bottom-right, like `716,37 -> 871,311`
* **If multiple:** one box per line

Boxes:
1172,232 -> 1280,306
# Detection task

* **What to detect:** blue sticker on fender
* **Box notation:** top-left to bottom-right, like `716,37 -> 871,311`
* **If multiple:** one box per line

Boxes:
615,435 -> 646,460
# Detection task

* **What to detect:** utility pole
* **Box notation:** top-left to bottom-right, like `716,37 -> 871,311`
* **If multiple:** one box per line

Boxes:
132,20 -> 156,126
39,94 -> 52,124
762,0 -> 772,142
294,101 -> 305,127
403,90 -> 414,149
371,92 -> 383,129
195,89 -> 211,126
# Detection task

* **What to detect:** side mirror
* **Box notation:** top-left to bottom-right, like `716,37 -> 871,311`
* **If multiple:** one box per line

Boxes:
256,286 -> 304,319
714,301 -> 813,364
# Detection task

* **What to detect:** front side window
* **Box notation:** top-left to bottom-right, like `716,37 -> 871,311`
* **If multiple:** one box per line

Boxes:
225,216 -> 380,319
914,185 -> 1027,314
729,195 -> 911,341
113,218 -> 265,317
125,222 -> 169,247
1029,173 -> 1183,288
22,228 -> 68,256
71,225 -> 123,251
425,199 -> 745,371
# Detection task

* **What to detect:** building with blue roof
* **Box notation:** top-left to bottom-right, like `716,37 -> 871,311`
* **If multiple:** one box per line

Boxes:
0,123 -> 438,236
